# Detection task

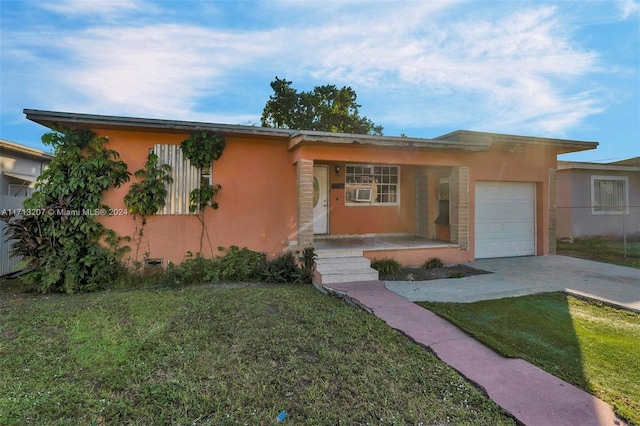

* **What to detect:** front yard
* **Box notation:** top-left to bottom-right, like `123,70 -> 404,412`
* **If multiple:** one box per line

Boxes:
420,293 -> 640,425
0,284 -> 516,425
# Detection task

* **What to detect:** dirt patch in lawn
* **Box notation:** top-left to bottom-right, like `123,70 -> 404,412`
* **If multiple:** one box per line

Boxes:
382,265 -> 491,281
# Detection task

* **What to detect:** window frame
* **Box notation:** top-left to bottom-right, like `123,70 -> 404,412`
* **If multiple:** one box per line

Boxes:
344,163 -> 400,206
591,175 -> 629,215
434,177 -> 450,225
152,144 -> 201,215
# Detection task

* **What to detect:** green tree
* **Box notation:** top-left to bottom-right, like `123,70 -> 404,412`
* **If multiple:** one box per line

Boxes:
261,77 -> 383,135
2,127 -> 131,293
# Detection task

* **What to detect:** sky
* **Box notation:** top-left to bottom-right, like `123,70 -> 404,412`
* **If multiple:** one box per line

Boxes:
1,0 -> 639,162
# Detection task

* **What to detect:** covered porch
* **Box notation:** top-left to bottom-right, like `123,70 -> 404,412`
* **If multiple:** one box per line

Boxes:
294,158 -> 471,265
313,233 -> 465,266
314,233 -> 456,251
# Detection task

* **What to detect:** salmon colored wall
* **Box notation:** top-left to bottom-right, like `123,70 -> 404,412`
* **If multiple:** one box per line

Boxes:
93,129 -> 297,265
87,128 -> 557,265
294,144 -> 463,167
317,161 -> 416,235
363,246 -> 470,267
465,143 -> 556,258
299,141 -> 557,259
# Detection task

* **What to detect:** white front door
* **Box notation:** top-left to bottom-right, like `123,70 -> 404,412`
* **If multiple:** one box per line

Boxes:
313,166 -> 329,234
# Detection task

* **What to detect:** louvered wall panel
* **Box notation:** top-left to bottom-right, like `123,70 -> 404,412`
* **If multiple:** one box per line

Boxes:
153,144 -> 200,215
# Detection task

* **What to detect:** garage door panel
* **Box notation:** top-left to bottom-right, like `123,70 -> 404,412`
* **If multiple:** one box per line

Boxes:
475,182 -> 535,259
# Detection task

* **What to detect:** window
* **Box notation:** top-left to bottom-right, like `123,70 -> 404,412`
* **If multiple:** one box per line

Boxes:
434,177 -> 450,225
7,184 -> 34,197
591,176 -> 628,215
345,164 -> 399,205
152,144 -> 202,215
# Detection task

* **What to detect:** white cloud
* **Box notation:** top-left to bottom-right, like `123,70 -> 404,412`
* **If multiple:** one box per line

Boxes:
39,0 -> 144,16
282,3 -> 601,135
42,24 -> 282,118
619,0 -> 640,19
4,0 -> 606,137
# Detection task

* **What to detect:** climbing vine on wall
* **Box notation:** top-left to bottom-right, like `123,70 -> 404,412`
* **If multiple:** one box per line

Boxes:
2,127 -> 131,293
124,152 -> 173,261
180,130 -> 226,254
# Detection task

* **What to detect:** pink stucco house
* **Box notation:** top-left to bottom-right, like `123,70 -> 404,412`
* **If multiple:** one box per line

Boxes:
24,109 -> 598,282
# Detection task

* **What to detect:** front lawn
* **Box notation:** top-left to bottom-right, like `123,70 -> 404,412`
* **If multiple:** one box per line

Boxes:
557,237 -> 640,269
420,293 -> 640,425
0,284 -> 516,425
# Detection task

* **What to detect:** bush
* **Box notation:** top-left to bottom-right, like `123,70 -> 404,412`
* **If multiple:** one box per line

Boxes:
424,257 -> 444,269
371,258 -> 401,275
216,246 -> 266,282
261,252 -> 300,283
165,252 -> 221,286
297,247 -> 317,284
261,248 -> 317,284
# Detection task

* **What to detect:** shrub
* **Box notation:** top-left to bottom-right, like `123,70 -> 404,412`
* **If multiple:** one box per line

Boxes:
261,248 -> 317,284
2,128 -> 131,293
424,257 -> 444,269
371,258 -> 401,275
261,252 -> 300,283
215,246 -> 266,282
165,252 -> 221,286
297,247 -> 317,284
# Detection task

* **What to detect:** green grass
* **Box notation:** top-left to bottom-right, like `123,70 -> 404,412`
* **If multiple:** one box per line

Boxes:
0,284 -> 516,425
420,293 -> 640,425
557,237 -> 640,269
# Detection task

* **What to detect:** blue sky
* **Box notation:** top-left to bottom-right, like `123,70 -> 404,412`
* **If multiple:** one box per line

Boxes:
1,0 -> 638,162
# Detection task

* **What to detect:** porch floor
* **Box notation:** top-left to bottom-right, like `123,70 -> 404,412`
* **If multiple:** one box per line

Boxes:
313,234 -> 457,251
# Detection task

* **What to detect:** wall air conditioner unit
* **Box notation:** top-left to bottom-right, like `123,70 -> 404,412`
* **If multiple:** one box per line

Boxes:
354,188 -> 372,202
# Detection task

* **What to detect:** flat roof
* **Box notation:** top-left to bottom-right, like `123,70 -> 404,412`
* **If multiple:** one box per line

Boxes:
24,109 -> 599,154
558,159 -> 640,172
0,138 -> 53,160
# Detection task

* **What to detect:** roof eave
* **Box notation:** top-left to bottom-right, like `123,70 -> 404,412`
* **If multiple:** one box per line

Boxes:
437,130 -> 599,154
288,132 -> 491,152
0,138 -> 53,160
23,109 -> 292,139
557,161 -> 640,172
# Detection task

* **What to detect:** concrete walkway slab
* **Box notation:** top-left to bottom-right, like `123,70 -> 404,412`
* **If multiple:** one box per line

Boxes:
385,256 -> 640,311
325,279 -> 627,426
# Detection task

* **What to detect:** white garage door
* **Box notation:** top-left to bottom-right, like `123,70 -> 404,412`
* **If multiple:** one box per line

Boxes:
475,181 -> 536,259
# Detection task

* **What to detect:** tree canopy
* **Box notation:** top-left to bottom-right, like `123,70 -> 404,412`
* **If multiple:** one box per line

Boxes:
261,77 -> 383,135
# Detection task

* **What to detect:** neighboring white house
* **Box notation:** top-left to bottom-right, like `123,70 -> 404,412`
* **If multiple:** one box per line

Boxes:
0,139 -> 53,275
557,157 -> 640,240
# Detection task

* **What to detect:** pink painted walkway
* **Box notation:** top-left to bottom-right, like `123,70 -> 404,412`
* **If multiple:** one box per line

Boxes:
324,280 -> 626,426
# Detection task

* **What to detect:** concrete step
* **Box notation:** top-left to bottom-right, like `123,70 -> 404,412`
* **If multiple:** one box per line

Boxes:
315,256 -> 372,272
314,249 -> 364,258
313,252 -> 379,285
314,269 -> 380,284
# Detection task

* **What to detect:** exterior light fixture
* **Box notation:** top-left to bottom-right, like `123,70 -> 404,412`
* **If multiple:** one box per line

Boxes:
335,165 -> 341,175
509,144 -> 523,154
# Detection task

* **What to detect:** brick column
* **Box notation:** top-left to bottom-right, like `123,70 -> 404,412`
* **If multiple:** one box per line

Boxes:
297,159 -> 314,248
548,168 -> 557,255
450,166 -> 469,250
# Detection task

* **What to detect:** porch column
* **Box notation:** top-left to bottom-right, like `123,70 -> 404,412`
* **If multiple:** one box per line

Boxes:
450,166 -> 469,250
297,159 -> 314,248
548,168 -> 557,255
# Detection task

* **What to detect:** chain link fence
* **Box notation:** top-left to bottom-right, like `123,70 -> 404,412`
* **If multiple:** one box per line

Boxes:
556,205 -> 640,257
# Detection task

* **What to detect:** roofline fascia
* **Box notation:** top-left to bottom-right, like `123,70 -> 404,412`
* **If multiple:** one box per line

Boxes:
23,109 -> 293,139
437,130 -> 599,152
0,138 -> 53,160
557,161 -> 640,172
288,131 -> 491,152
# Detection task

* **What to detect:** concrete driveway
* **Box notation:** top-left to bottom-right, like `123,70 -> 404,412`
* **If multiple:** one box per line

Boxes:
385,255 -> 640,311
